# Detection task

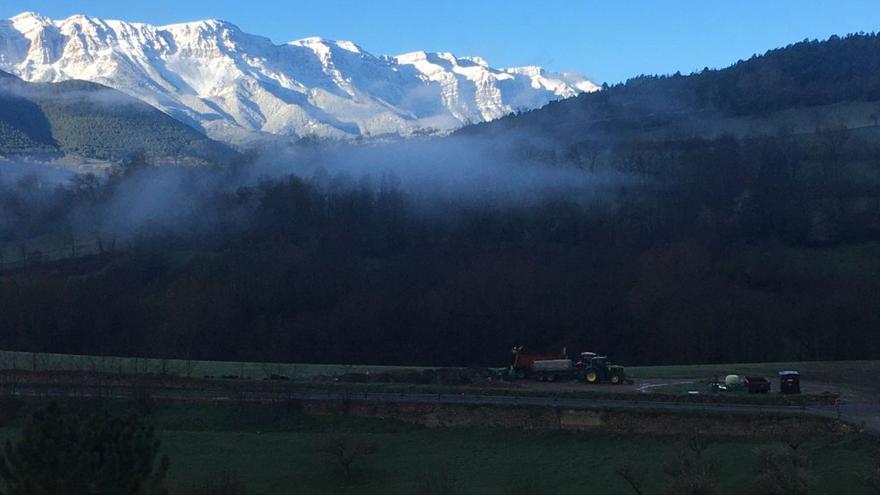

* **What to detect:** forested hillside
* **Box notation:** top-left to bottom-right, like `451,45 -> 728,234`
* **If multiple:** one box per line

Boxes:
2,34 -> 880,367
1,155 -> 878,367
0,71 -> 237,163
466,32 -> 880,143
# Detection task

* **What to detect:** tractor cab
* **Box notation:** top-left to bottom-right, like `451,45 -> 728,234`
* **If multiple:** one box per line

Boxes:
583,355 -> 627,384
574,351 -> 597,368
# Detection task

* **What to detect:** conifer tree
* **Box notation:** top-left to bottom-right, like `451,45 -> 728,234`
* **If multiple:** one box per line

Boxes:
0,403 -> 168,495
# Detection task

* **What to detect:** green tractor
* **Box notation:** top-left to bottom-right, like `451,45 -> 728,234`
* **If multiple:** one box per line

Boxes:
580,355 -> 627,384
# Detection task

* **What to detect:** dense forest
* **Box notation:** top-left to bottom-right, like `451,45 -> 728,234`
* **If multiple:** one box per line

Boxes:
2,33 -> 880,367
1,126 -> 880,367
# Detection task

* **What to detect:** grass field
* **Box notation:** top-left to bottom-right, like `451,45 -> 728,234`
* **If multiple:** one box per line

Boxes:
0,400 -> 876,495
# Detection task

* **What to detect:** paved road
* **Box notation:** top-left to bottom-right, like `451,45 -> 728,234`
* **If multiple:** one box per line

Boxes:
3,382 -> 874,433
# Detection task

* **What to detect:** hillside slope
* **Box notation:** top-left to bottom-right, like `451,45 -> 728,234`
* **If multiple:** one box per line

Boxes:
464,33 -> 880,148
0,70 -> 237,163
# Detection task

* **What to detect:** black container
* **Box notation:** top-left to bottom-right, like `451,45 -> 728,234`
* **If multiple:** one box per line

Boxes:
779,370 -> 801,394
745,376 -> 771,394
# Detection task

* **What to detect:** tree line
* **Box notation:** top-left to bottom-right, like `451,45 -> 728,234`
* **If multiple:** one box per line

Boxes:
1,124 -> 880,367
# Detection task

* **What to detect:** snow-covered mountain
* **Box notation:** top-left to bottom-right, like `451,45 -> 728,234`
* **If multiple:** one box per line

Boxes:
0,12 -> 599,144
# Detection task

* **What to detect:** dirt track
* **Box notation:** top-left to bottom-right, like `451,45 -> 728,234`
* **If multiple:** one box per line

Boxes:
453,377 -> 880,434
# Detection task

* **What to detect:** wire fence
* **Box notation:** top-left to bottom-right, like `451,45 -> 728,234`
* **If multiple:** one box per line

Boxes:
0,350 -> 434,383
0,238 -> 107,271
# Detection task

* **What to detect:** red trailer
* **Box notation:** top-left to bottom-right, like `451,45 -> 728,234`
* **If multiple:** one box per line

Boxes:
511,346 -> 567,379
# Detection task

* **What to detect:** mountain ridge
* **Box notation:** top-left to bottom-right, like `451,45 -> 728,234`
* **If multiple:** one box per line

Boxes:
0,12 -> 599,144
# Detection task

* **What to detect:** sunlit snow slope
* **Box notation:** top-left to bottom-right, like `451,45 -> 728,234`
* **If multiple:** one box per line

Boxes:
0,12 -> 599,143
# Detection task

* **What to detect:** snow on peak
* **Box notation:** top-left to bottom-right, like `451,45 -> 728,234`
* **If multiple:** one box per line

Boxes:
63,14 -> 96,23
506,66 -> 544,76
0,11 -> 600,143
158,18 -> 249,40
161,18 -> 235,29
394,51 -> 429,63
289,37 -> 365,56
10,11 -> 50,23
9,11 -> 52,32
460,56 -> 489,67
334,40 -> 362,54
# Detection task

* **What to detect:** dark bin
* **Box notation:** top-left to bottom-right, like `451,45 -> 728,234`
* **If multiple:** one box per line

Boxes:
778,371 -> 801,394
745,376 -> 771,394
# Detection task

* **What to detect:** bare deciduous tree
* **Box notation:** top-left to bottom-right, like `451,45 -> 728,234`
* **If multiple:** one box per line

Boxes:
417,465 -> 459,495
615,464 -> 646,495
753,445 -> 812,495
863,458 -> 880,492
685,435 -> 713,458
316,433 -> 377,483
660,437 -> 719,495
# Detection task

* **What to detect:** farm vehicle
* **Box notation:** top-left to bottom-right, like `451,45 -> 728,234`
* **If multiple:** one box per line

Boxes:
712,372 -> 799,394
510,347 -> 629,384
582,355 -> 628,384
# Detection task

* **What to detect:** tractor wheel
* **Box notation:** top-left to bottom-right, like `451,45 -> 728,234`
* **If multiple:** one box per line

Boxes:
585,369 -> 600,384
610,374 -> 622,385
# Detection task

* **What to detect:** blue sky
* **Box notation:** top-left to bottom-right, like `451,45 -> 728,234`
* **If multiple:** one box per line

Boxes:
4,0 -> 880,84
